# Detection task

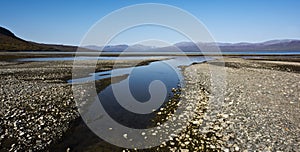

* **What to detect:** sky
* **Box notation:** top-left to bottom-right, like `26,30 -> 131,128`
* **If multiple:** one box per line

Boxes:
1,0 -> 300,46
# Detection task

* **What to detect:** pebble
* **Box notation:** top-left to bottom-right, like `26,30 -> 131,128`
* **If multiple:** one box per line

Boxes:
224,148 -> 230,152
153,58 -> 300,151
0,61 -> 79,151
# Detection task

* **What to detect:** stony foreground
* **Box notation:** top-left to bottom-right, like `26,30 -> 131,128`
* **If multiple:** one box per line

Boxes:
177,57 -> 300,151
0,59 -> 160,151
1,57 -> 300,151
139,57 -> 300,152
0,61 -> 78,151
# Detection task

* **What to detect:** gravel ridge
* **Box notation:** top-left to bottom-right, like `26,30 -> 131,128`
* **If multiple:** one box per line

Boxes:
186,58 -> 300,151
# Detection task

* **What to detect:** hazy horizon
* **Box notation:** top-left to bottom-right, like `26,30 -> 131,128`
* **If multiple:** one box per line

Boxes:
2,25 -> 300,48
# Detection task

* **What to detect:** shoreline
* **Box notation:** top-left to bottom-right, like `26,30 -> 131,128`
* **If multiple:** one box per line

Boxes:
131,57 -> 300,151
0,58 -> 163,151
179,57 -> 300,151
1,55 -> 299,151
1,52 -> 300,60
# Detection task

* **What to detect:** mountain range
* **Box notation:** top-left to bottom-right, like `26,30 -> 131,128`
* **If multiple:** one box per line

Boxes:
1,26 -> 300,52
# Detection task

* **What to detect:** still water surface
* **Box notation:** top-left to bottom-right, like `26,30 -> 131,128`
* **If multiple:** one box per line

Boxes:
70,56 -> 209,128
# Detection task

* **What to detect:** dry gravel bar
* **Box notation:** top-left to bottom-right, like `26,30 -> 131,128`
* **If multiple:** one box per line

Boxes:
0,61 -> 77,151
184,57 -> 300,151
0,59 -> 162,151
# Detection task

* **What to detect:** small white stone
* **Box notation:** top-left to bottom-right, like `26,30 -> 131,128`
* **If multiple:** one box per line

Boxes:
19,132 -> 25,136
192,121 -> 200,125
181,149 -> 189,152
123,134 -> 128,139
235,146 -> 240,151
222,114 -> 229,119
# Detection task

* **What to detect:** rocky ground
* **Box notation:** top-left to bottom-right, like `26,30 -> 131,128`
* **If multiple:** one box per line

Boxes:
218,58 -> 300,151
1,56 -> 300,151
0,58 -> 160,151
129,57 -> 300,152
0,61 -> 76,151
167,57 -> 300,151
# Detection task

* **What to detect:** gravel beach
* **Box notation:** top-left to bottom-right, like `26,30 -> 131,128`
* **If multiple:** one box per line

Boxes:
1,56 -> 300,151
0,60 -> 76,151
175,57 -> 300,151
0,58 -> 162,151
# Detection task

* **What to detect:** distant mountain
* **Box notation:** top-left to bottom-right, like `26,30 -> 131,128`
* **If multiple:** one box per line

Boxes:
0,26 -> 78,51
170,40 -> 300,52
84,44 -> 156,52
218,39 -> 300,52
1,26 -> 300,52
86,40 -> 300,53
129,44 -> 156,51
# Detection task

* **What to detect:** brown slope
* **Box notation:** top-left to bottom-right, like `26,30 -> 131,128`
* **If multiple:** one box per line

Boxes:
0,26 -> 77,51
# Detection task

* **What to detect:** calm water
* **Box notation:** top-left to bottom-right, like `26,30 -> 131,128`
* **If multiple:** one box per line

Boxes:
70,56 -> 209,128
16,56 -> 168,62
50,56 -> 209,150
11,50 -> 300,62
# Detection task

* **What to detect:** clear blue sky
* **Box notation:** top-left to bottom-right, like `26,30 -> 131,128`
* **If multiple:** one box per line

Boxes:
1,0 -> 300,46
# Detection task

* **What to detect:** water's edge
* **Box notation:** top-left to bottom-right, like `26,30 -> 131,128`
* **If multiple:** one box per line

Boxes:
50,56 -> 209,150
